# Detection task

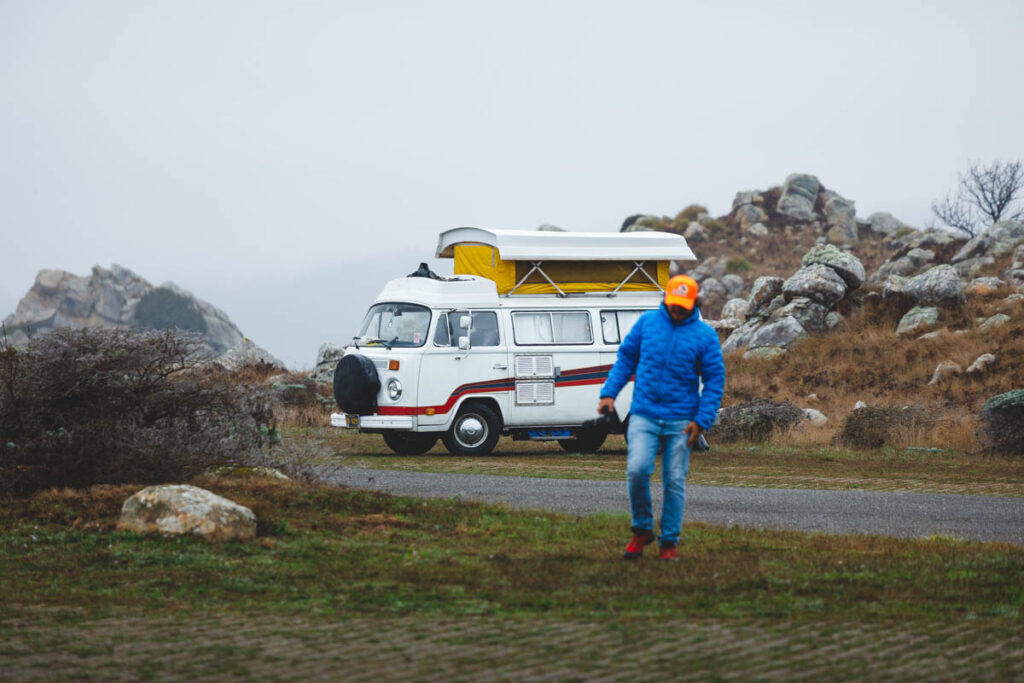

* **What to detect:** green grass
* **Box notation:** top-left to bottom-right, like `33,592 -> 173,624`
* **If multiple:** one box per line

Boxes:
2,478 -> 1022,626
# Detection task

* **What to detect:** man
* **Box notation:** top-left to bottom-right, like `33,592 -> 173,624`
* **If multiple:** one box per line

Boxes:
598,274 -> 725,561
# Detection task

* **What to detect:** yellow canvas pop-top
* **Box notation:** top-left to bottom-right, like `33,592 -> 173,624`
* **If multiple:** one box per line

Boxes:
435,228 -> 696,296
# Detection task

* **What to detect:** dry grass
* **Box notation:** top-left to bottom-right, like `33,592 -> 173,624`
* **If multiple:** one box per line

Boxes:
723,292 -> 1024,451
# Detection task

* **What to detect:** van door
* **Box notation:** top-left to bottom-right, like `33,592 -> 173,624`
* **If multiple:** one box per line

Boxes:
507,309 -> 601,427
419,309 -> 510,428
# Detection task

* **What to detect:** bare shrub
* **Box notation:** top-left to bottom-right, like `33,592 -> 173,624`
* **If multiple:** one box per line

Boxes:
979,389 -> 1024,455
836,405 -> 932,449
710,398 -> 805,443
0,327 -> 277,496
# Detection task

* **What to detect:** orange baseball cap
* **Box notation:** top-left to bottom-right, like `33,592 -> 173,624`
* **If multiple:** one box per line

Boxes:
665,274 -> 698,310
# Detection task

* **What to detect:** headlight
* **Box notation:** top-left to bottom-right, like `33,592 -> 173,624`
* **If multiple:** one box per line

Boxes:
386,378 -> 402,400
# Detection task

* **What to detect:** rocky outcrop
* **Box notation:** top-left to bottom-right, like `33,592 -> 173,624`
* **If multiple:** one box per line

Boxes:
719,247 -> 863,355
118,484 -> 256,542
951,220 -> 1024,278
883,265 -> 965,306
313,342 -> 346,383
777,174 -> 820,222
2,265 -> 245,355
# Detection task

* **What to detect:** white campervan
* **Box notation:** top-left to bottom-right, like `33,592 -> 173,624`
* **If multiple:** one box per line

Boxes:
330,228 -> 696,455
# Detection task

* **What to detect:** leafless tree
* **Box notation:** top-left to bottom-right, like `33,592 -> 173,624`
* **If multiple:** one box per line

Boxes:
931,160 -> 1024,237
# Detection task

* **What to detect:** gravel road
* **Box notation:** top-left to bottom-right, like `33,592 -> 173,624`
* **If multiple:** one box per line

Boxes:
330,467 -> 1024,545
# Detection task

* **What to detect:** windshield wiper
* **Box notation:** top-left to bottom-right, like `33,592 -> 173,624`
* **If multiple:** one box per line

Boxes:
351,336 -> 360,349
355,337 -> 395,350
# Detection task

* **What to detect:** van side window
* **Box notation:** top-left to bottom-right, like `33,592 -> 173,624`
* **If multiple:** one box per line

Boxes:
512,311 -> 593,345
600,310 -> 647,344
434,311 -> 500,347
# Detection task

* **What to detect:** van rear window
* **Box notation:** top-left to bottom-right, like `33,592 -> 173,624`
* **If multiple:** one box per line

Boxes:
512,311 -> 592,345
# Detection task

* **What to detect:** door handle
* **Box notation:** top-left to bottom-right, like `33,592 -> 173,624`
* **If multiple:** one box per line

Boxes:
493,363 -> 508,370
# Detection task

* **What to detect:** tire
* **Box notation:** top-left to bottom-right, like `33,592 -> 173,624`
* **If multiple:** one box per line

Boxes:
333,354 -> 380,415
382,431 -> 438,456
558,427 -> 608,454
442,402 -> 501,456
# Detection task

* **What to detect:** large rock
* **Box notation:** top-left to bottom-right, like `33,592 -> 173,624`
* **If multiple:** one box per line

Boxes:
735,204 -> 768,230
772,297 -> 829,333
721,319 -> 762,354
871,248 -> 936,283
313,342 -> 347,383
801,244 -> 865,290
883,265 -> 965,305
777,174 -> 820,221
952,220 -> 1024,263
782,264 -> 847,306
2,265 -> 245,355
217,338 -> 286,371
745,276 -> 784,318
866,212 -> 913,236
822,192 -> 858,243
747,316 -> 808,349
118,484 -> 257,542
896,306 -> 939,336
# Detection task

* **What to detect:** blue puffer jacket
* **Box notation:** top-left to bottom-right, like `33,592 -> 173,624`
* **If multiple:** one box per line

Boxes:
600,303 -> 725,429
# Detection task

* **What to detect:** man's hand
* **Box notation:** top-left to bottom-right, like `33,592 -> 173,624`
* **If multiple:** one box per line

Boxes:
683,421 -> 702,448
597,397 -> 615,415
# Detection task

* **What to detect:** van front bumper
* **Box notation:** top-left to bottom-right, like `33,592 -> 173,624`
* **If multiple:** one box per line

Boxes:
330,412 -> 414,430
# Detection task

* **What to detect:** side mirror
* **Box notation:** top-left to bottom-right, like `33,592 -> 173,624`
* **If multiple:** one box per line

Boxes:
459,314 -> 472,329
458,336 -> 470,350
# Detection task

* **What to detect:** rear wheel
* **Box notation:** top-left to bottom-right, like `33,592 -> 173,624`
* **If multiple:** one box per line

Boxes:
558,426 -> 608,454
382,431 -> 438,456
442,402 -> 501,456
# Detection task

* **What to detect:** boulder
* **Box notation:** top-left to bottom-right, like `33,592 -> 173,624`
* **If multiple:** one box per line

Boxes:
721,319 -> 762,354
313,342 -> 347,383
979,389 -> 1024,454
870,248 -> 936,283
927,361 -> 962,385
118,484 -> 257,542
966,353 -> 996,374
883,265 -> 965,305
746,277 -> 784,318
777,174 -> 820,221
743,347 -> 787,360
782,264 -> 847,306
747,222 -> 769,237
735,204 -> 768,230
747,316 -> 808,349
772,297 -> 829,333
966,277 -> 1006,296
217,338 -> 286,371
721,274 -> 746,298
866,212 -> 912,236
801,244 -> 866,290
720,298 -> 748,321
687,256 -> 728,283
803,408 -> 828,426
952,220 -> 1024,263
732,190 -> 763,210
896,306 -> 939,336
822,193 -> 858,243
698,277 -> 729,316
684,222 -> 708,242
979,313 -> 1012,331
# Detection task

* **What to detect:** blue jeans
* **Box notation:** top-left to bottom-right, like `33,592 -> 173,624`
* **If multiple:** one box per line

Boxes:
626,413 -> 692,546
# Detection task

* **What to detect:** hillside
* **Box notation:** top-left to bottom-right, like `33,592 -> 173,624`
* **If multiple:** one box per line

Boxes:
623,173 -> 1024,449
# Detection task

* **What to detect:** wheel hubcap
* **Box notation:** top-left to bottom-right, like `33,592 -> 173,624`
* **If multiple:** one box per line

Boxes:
455,415 -> 486,447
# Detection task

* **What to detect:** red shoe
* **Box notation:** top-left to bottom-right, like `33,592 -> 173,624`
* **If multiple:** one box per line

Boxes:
659,543 -> 679,561
622,529 -> 655,559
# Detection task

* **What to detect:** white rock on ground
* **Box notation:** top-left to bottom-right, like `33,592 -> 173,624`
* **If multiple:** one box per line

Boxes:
118,484 -> 257,542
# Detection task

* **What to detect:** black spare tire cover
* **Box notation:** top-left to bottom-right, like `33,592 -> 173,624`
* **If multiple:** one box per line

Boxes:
333,354 -> 380,415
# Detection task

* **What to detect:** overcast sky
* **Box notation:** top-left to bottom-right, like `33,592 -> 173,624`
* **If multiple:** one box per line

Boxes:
2,1 -> 1023,367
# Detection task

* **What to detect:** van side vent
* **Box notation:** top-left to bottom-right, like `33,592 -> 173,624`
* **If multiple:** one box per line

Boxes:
514,355 -> 555,378
515,381 -> 555,405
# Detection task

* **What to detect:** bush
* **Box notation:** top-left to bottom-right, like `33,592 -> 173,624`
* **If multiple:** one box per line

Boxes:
836,405 -> 931,449
710,398 -> 805,443
979,389 -> 1024,455
0,328 -> 276,496
726,256 -> 752,275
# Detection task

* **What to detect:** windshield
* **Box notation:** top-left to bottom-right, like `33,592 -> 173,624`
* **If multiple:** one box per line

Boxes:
355,303 -> 431,347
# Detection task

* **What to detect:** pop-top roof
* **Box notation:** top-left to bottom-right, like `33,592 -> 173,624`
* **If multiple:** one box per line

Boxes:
435,227 -> 696,262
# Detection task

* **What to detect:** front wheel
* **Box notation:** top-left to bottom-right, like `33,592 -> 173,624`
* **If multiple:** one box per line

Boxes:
382,431 -> 438,456
442,403 -> 501,456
